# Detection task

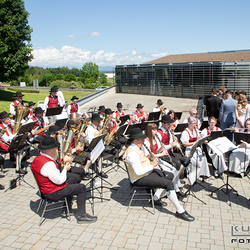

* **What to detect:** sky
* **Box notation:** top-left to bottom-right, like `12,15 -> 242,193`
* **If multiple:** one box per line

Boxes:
23,0 -> 250,69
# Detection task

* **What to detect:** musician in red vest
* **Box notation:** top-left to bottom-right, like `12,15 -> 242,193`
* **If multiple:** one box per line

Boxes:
135,103 -> 147,123
27,101 -> 36,120
31,137 -> 97,224
67,96 -> 82,117
113,102 -> 126,122
10,91 -> 25,117
157,115 -> 188,170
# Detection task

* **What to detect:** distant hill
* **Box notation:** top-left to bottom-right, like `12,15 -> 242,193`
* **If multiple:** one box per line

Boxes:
99,66 -> 114,73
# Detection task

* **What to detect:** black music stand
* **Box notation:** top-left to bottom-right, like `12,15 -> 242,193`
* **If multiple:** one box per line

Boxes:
119,115 -> 130,125
124,124 -> 142,135
18,121 -> 37,135
184,135 -> 210,204
45,106 -> 63,117
5,133 -> 35,192
174,123 -> 188,133
209,129 -> 232,141
55,118 -> 68,129
148,111 -> 161,121
200,121 -> 208,131
140,121 -> 160,131
175,112 -> 182,120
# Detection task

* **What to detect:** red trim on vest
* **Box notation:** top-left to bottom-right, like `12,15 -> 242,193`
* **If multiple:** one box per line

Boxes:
206,126 -> 219,135
48,96 -> 59,108
157,129 -> 171,153
0,123 -> 13,151
70,103 -> 78,113
185,128 -> 197,142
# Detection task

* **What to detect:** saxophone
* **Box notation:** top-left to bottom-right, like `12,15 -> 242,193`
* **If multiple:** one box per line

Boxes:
98,114 -> 112,135
106,120 -> 121,145
75,119 -> 89,155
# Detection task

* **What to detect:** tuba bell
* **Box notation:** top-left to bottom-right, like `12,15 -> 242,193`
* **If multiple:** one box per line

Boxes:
98,114 -> 112,135
13,105 -> 30,134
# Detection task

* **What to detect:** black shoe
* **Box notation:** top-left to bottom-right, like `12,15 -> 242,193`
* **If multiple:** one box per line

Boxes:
0,184 -> 4,190
150,199 -> 168,207
82,173 -> 91,180
175,211 -> 195,222
16,169 -> 27,175
61,209 -> 75,218
176,190 -> 186,199
97,171 -> 108,178
77,213 -> 97,224
180,179 -> 186,185
114,157 -> 120,164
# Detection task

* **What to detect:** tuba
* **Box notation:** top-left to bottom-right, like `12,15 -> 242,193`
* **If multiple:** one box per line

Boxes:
106,120 -> 121,145
13,105 -> 30,134
98,114 -> 112,135
75,119 -> 89,155
64,124 -> 78,155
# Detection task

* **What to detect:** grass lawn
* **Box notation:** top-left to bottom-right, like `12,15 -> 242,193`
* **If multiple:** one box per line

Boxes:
0,88 -> 93,113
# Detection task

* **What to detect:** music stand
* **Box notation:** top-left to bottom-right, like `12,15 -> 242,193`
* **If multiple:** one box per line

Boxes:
18,121 -> 37,135
234,132 -> 250,145
119,115 -> 130,125
174,123 -> 188,133
209,130 -> 233,141
175,112 -> 182,120
200,121 -> 208,131
45,106 -> 63,117
148,111 -> 161,121
115,124 -> 128,138
140,121 -> 160,131
124,123 -> 142,135
55,118 -> 68,129
184,135 -> 210,204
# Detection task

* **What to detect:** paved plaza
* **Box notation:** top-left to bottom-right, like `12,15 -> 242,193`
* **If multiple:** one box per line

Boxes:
0,88 -> 249,249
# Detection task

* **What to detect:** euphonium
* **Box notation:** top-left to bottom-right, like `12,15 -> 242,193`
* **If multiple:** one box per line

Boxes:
13,105 -> 30,134
98,114 -> 112,135
75,119 -> 89,155
64,124 -> 78,155
106,120 -> 121,145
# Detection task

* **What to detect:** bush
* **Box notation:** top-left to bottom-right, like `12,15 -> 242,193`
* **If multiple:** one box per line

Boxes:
8,87 -> 40,93
49,80 -> 83,89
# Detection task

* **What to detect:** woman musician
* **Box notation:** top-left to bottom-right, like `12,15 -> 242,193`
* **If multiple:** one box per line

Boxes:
142,123 -> 185,198
167,110 -> 179,130
180,116 -> 210,185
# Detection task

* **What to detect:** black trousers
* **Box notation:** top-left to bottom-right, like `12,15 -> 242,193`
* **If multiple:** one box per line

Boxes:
67,166 -> 85,183
43,183 -> 87,216
134,169 -> 174,191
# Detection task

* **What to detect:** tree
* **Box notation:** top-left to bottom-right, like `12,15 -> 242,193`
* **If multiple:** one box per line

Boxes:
0,0 -> 33,82
99,73 -> 108,85
80,62 -> 100,83
64,73 -> 76,82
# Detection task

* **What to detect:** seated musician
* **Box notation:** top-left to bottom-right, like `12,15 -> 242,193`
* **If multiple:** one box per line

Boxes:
200,117 -> 225,177
9,91 -> 25,117
143,123 -> 185,199
67,96 -> 82,117
29,107 -> 55,143
135,103 -> 147,123
27,101 -> 36,120
153,99 -> 169,114
157,115 -> 187,170
182,109 -> 201,129
31,137 -> 97,223
228,118 -> 250,176
125,112 -> 137,125
98,105 -> 106,123
124,128 -> 194,221
113,102 -> 126,122
180,116 -> 210,185
167,110 -> 179,130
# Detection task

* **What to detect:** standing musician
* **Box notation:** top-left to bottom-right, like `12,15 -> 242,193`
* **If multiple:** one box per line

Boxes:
31,137 -> 97,224
157,115 -> 187,170
54,85 -> 65,107
182,109 -> 201,129
143,123 -> 185,198
180,116 -> 210,185
10,91 -> 25,117
135,103 -> 147,123
67,96 -> 82,117
153,99 -> 168,114
27,101 -> 36,120
125,112 -> 137,125
113,102 -> 126,122
124,128 -> 194,221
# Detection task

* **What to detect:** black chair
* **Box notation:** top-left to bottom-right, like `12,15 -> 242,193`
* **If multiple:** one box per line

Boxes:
31,170 -> 71,226
124,161 -> 155,214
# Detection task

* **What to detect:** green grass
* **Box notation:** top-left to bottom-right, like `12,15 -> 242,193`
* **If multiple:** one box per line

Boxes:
0,88 -> 93,113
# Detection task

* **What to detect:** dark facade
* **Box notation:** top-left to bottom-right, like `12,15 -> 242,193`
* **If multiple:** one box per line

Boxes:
115,61 -> 250,99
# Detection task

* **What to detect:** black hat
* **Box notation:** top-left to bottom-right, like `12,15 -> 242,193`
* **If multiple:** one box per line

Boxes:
34,107 -> 44,114
136,103 -> 144,108
91,112 -> 102,121
0,111 -> 11,120
38,137 -> 60,150
157,99 -> 163,105
128,128 -> 146,139
53,85 -> 59,89
67,119 -> 75,126
160,115 -> 174,123
48,125 -> 60,135
50,86 -> 58,92
14,91 -> 24,97
98,105 -> 105,111
71,96 -> 79,101
116,102 -> 123,108
28,101 -> 36,107
105,108 -> 114,114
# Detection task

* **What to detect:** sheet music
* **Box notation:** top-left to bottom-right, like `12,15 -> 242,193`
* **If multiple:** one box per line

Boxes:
208,136 -> 237,155
90,139 -> 105,163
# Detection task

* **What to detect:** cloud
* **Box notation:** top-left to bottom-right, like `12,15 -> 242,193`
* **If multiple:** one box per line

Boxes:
29,45 -> 167,68
86,32 -> 101,37
68,34 -> 81,39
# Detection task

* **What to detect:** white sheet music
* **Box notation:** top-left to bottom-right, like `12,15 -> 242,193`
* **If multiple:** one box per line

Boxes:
90,139 -> 105,163
208,136 -> 237,155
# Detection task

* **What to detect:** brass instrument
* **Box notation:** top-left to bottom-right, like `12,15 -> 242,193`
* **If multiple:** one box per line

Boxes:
13,105 -> 30,134
0,127 -> 7,137
106,120 -> 121,145
64,125 -> 78,154
98,114 -> 112,135
75,119 -> 89,155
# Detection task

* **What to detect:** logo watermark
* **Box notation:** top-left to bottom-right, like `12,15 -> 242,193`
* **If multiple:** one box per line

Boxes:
231,225 -> 250,244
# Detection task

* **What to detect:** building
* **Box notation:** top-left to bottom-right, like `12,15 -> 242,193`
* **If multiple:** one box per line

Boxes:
115,50 -> 250,99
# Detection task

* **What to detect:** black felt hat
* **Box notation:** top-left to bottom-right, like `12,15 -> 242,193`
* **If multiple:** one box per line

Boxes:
136,103 -> 144,108
0,111 -> 11,120
67,119 -> 76,126
116,102 -> 123,108
98,105 -> 105,111
14,91 -> 24,97
48,125 -> 60,135
157,99 -> 163,105
71,96 -> 79,101
34,107 -> 44,114
50,86 -> 58,92
91,112 -> 102,121
160,115 -> 174,123
28,101 -> 36,107
38,137 -> 60,150
105,108 -> 114,114
128,128 -> 146,139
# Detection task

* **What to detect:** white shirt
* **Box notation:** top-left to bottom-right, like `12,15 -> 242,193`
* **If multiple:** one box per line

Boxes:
9,100 -> 23,116
156,126 -> 173,151
44,95 -> 64,112
84,123 -> 98,145
67,103 -> 82,116
40,153 -> 67,185
1,121 -> 16,143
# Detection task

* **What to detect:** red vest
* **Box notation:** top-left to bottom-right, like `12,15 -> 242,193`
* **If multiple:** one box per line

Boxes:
31,155 -> 68,194
70,103 -> 78,113
145,138 -> 158,154
157,129 -> 171,153
108,119 -> 117,132
0,123 -> 13,151
31,117 -> 46,136
47,96 -> 59,108
185,129 -> 197,143
12,100 -> 25,106
206,126 -> 219,135
114,111 -> 125,120
135,110 -> 146,122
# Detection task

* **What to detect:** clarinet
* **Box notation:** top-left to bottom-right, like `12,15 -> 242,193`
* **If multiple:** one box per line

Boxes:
169,129 -> 185,157
143,142 -> 168,178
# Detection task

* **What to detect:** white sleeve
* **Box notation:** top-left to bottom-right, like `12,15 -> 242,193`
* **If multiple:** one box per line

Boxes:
1,131 -> 15,143
125,151 -> 153,176
200,128 -> 207,139
58,97 -> 64,107
10,103 -> 15,116
40,161 -> 67,184
67,105 -> 71,116
44,97 -> 49,111
180,130 -> 189,144
85,127 -> 95,145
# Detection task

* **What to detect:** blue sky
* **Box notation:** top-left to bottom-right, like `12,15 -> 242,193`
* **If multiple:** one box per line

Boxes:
23,0 -> 250,69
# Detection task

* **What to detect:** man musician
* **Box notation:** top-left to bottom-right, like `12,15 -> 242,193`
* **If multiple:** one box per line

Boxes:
113,102 -> 126,122
10,91 -> 25,117
67,96 -> 82,117
153,99 -> 169,114
135,103 -> 147,123
27,101 -> 36,120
